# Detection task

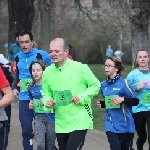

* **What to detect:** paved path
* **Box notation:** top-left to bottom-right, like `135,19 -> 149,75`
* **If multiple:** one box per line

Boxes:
7,103 -> 149,150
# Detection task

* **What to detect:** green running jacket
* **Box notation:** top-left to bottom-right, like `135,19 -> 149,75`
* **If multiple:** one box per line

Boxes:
42,59 -> 101,133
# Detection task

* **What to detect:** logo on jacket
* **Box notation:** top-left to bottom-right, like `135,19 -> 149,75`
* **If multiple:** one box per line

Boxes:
113,88 -> 120,90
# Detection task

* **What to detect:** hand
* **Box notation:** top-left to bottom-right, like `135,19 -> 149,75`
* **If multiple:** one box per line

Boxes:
111,97 -> 124,105
97,100 -> 102,109
71,95 -> 80,105
13,89 -> 19,98
29,100 -> 33,109
46,99 -> 56,107
40,98 -> 43,104
136,81 -> 145,90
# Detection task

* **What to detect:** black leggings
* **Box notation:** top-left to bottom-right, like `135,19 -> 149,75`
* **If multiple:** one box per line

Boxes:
106,131 -> 134,150
56,130 -> 87,150
4,104 -> 11,134
0,121 -> 8,150
133,111 -> 150,149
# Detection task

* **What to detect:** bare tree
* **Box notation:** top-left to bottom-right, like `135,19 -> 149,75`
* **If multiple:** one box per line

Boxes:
74,0 -> 150,62
38,0 -> 51,50
73,0 -> 131,63
129,0 -> 150,57
7,0 -> 35,45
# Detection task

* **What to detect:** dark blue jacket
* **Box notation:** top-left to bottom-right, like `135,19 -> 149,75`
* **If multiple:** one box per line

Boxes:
101,77 -> 137,133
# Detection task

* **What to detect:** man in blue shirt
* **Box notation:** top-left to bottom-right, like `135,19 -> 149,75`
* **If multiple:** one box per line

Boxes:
12,29 -> 52,150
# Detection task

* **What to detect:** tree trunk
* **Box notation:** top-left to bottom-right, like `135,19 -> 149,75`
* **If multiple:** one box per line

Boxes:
7,0 -> 35,46
38,0 -> 51,50
131,0 -> 150,60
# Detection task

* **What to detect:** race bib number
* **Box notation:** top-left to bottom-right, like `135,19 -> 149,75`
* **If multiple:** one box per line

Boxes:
55,90 -> 72,106
105,95 -> 120,109
142,93 -> 150,105
21,78 -> 32,92
33,99 -> 50,113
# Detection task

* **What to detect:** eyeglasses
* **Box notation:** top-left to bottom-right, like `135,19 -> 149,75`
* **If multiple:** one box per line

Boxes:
103,64 -> 115,68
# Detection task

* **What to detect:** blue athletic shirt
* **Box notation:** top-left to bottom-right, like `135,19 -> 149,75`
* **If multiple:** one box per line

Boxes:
126,68 -> 150,113
101,77 -> 137,133
106,48 -> 113,57
15,48 -> 52,100
29,84 -> 54,123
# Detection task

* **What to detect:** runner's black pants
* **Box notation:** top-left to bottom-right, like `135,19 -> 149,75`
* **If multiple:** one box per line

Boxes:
0,121 -> 8,150
56,130 -> 87,150
106,131 -> 134,150
133,111 -> 150,150
4,104 -> 11,134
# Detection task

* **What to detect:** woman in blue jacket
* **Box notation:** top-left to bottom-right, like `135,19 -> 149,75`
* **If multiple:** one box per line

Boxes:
126,49 -> 150,150
97,57 -> 139,150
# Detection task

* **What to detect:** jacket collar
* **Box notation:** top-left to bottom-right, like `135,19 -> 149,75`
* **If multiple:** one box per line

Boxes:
54,58 -> 70,70
21,48 -> 38,56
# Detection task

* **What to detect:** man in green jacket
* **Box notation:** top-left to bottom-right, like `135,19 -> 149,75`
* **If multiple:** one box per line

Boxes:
42,38 -> 100,150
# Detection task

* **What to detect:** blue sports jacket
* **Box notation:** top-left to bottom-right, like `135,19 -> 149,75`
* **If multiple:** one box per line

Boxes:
15,48 -> 52,100
101,77 -> 137,133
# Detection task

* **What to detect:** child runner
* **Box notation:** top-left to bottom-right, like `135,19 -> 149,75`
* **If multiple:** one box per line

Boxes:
97,57 -> 139,150
127,49 -> 150,150
28,59 -> 56,150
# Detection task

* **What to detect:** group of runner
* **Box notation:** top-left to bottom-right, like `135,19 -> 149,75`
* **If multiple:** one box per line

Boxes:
0,29 -> 149,150
97,49 -> 150,150
10,31 -> 100,150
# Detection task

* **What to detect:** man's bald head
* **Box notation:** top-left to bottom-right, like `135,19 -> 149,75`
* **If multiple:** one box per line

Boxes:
49,38 -> 69,67
50,38 -> 69,51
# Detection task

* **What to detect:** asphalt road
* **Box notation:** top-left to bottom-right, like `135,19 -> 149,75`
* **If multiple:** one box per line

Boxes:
7,103 -> 149,150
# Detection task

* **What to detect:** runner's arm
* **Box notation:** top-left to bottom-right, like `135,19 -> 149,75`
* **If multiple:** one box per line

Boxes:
42,69 -> 54,110
123,80 -> 139,106
0,86 -> 14,108
0,67 -> 14,108
100,100 -> 105,108
78,64 -> 101,105
12,69 -> 19,90
123,97 -> 139,106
